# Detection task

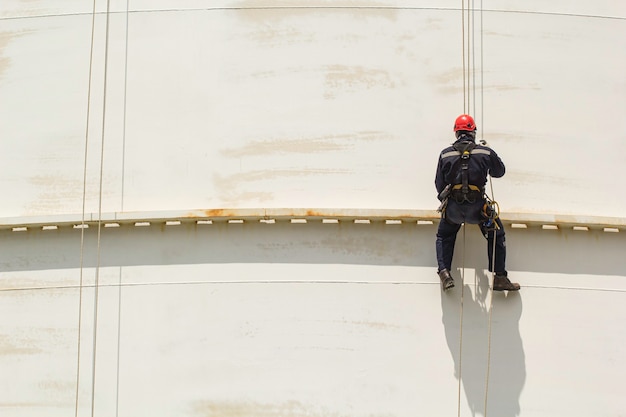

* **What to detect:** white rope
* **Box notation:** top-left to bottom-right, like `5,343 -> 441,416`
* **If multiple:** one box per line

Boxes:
75,1 -> 98,415
480,1 -> 496,414
467,0 -> 472,114
89,1 -> 112,415
461,0 -> 466,113
484,175 -> 497,417
115,2 -> 131,416
456,223 -> 467,417
480,0 -> 485,143
471,0 -> 477,117
120,1 -> 130,213
459,2 -> 496,415
457,2 -> 468,415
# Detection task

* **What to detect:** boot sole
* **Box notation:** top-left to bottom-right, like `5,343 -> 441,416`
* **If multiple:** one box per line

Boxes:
442,280 -> 455,292
493,286 -> 521,291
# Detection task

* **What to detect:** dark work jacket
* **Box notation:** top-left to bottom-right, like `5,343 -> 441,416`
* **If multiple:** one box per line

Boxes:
435,136 -> 505,224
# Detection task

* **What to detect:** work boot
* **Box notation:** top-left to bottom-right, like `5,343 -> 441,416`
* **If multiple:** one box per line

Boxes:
493,274 -> 520,291
438,269 -> 455,292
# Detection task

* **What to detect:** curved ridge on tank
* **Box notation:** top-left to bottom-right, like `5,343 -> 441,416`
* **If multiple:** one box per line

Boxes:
1,1 -> 625,416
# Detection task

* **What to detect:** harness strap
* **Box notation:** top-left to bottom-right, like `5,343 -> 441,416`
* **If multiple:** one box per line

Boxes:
452,140 -> 479,203
450,185 -> 483,204
452,184 -> 481,192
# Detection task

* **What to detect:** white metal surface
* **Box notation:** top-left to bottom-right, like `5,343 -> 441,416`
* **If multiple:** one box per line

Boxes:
1,1 -> 625,217
1,221 -> 625,416
1,1 -> 625,416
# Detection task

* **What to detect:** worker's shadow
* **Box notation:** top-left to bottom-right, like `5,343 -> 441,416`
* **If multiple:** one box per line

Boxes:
441,269 -> 526,417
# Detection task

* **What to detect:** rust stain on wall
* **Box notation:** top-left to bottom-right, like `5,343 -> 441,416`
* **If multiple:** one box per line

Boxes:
221,131 -> 392,158
220,137 -> 348,158
305,209 -> 325,217
200,209 -> 235,218
234,0 -> 398,22
348,319 -> 404,331
232,1 -> 398,47
0,334 -> 41,356
0,30 -> 31,78
191,399 -> 351,417
249,25 -> 314,46
485,84 -> 541,92
0,33 -> 10,77
211,169 -> 349,205
37,380 -> 74,392
324,65 -> 395,98
0,27 -> 37,73
483,30 -> 515,39
431,68 -> 541,95
215,168 -> 349,186
431,68 -> 461,86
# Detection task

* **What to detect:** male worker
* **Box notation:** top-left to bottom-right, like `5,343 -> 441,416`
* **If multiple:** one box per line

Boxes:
435,114 -> 520,292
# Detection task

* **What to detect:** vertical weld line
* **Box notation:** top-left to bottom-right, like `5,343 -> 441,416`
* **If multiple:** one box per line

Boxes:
91,1 -> 112,416
76,1 -> 98,416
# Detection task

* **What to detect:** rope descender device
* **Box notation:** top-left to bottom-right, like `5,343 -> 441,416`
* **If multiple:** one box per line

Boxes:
481,196 -> 500,231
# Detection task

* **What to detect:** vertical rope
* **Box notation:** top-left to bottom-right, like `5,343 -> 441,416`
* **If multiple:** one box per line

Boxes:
120,2 -> 130,212
480,2 -> 495,415
458,1 -> 498,414
75,1 -> 98,416
456,223 -> 466,417
480,0 -> 485,142
471,0 -> 476,117
466,1 -> 471,114
484,176 -> 497,417
461,0 -> 466,113
90,0 -> 112,415
116,1 -> 131,415
457,3 -> 469,415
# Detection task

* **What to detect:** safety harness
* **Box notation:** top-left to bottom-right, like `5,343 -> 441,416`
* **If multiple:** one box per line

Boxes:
437,139 -> 500,229
450,140 -> 482,204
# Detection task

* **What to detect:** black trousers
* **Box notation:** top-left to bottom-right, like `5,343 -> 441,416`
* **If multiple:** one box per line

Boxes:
435,216 -> 507,275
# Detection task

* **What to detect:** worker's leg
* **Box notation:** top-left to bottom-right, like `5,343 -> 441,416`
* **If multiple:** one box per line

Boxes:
480,217 -> 506,274
436,219 -> 462,272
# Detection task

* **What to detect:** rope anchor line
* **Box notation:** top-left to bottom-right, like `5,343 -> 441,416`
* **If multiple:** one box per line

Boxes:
457,1 -> 495,417
76,0 -> 117,416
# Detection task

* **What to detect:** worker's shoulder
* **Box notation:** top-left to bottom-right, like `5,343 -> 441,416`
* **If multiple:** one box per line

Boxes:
440,143 -> 493,159
439,144 -> 457,158
471,144 -> 493,155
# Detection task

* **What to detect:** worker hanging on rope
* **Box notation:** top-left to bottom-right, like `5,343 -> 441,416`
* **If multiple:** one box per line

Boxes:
434,114 -> 520,292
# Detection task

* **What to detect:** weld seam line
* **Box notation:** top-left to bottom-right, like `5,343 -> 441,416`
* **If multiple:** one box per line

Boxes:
2,282 -> 626,293
1,8 -> 624,21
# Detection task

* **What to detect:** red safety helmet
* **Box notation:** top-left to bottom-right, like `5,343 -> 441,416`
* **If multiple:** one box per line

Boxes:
453,114 -> 476,132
